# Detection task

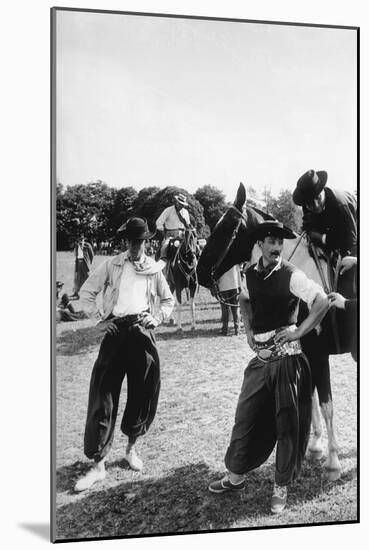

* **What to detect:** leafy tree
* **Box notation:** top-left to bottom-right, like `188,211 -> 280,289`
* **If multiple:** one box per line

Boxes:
265,188 -> 302,232
132,186 -> 161,221
56,181 -> 116,249
194,185 -> 227,230
109,186 -> 138,237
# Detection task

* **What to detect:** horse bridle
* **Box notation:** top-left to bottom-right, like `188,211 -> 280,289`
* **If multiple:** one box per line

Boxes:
174,230 -> 198,285
210,205 -> 248,307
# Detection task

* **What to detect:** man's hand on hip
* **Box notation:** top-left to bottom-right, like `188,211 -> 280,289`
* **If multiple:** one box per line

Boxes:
141,312 -> 159,329
98,319 -> 119,336
274,327 -> 300,345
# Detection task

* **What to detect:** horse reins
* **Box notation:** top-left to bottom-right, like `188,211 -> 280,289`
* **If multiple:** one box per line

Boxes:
175,231 -> 198,286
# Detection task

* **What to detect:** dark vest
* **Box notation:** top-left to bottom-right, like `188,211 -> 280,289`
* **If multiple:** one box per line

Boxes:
246,259 -> 299,334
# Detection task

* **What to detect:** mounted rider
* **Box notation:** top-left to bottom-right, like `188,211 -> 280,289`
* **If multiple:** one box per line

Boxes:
156,193 -> 196,269
155,193 -> 191,239
292,169 -> 357,259
292,169 -> 357,355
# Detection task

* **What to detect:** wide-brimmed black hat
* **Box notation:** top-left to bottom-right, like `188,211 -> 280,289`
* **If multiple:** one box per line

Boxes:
253,221 -> 296,241
292,169 -> 328,206
117,217 -> 154,240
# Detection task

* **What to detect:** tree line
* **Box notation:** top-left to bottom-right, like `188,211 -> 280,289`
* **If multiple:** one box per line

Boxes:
56,180 -> 302,250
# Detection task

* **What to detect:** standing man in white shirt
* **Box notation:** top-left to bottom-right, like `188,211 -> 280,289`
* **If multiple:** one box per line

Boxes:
155,193 -> 191,239
74,218 -> 174,492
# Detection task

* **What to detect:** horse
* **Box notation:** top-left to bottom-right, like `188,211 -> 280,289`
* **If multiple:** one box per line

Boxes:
165,228 -> 199,332
197,182 -> 356,481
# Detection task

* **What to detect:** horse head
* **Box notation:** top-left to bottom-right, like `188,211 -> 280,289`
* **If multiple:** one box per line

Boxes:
197,183 -> 274,288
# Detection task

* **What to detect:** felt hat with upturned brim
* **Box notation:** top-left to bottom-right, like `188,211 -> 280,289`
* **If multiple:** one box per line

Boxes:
174,193 -> 189,207
292,169 -> 328,206
117,217 -> 154,240
253,221 -> 297,241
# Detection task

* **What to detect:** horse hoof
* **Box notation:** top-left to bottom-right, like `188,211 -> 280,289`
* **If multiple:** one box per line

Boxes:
306,449 -> 323,461
325,468 -> 341,481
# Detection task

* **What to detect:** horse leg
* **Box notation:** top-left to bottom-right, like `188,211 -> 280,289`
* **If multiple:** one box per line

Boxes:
307,389 -> 324,459
320,398 -> 341,480
312,352 -> 341,480
190,296 -> 196,330
231,292 -> 240,335
176,293 -> 183,332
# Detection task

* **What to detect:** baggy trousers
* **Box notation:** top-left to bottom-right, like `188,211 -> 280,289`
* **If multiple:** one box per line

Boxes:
225,353 -> 312,486
83,324 -> 160,462
73,259 -> 90,294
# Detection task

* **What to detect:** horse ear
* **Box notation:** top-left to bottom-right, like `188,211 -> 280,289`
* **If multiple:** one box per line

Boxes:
234,182 -> 246,210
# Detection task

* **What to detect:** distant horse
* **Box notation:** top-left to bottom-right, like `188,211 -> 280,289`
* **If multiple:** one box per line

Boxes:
197,182 -> 356,480
165,228 -> 199,332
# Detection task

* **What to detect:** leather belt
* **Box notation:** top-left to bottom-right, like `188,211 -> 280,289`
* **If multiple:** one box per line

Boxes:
111,313 -> 145,328
254,327 -> 302,363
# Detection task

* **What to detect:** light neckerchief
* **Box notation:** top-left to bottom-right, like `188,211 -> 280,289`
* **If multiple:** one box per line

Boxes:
127,253 -> 147,272
255,256 -> 282,280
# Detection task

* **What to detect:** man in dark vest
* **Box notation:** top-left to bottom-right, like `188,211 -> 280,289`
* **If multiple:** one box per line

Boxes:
292,169 -> 357,258
208,221 -> 329,514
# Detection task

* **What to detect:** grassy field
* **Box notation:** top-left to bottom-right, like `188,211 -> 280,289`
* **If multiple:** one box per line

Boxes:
54,252 -> 357,541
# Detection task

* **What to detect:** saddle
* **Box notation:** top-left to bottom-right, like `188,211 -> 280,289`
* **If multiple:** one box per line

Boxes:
307,243 -> 357,356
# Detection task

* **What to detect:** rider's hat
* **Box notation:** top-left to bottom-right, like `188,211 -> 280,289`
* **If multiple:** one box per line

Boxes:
117,217 -> 154,240
292,169 -> 328,206
174,193 -> 189,208
253,221 -> 296,241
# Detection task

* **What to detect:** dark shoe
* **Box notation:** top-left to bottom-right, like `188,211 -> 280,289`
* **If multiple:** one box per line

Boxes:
270,484 -> 287,513
221,327 -> 228,336
208,475 -> 245,494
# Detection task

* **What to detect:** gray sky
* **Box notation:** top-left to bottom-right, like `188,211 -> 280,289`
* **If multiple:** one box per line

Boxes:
56,10 -> 357,202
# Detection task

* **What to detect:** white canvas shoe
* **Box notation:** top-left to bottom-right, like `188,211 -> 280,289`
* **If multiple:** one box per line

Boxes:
125,448 -> 143,471
270,483 -> 288,514
74,467 -> 106,492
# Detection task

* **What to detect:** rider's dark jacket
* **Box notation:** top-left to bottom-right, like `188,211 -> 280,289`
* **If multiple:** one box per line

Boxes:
302,187 -> 357,257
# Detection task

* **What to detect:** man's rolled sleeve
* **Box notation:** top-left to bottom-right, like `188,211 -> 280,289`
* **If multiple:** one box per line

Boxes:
290,270 -> 326,309
155,271 -> 175,322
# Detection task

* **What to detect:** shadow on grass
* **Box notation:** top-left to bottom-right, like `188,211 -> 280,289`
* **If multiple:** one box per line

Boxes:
56,326 -> 103,356
55,459 -> 357,540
